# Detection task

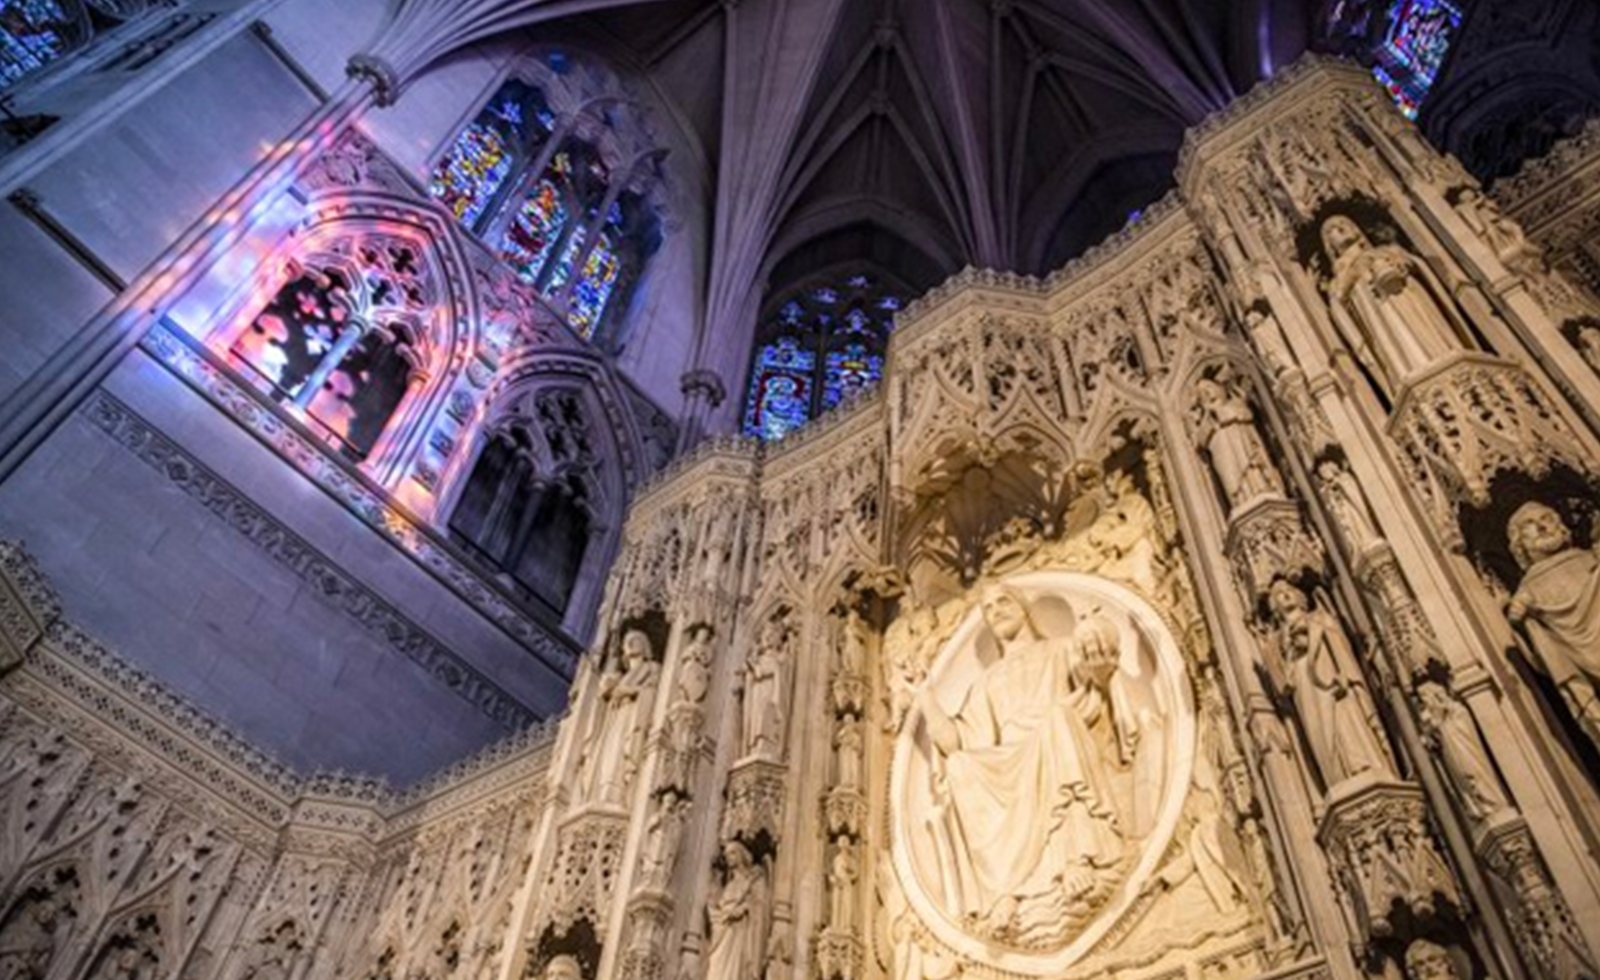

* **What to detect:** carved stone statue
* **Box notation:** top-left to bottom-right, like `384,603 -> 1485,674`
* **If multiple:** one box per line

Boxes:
1414,682 -> 1510,825
676,627 -> 713,707
1403,939 -> 1464,980
1507,502 -> 1600,739
639,795 -> 690,890
705,842 -> 769,980
882,607 -> 935,733
916,583 -> 1125,943
740,621 -> 789,761
834,716 -> 862,792
583,630 -> 661,804
1268,580 -> 1394,791
828,844 -> 859,931
1455,187 -> 1543,274
1315,459 -> 1383,554
1321,215 -> 1466,395
1193,377 -> 1283,514
1075,472 -> 1172,602
839,609 -> 868,677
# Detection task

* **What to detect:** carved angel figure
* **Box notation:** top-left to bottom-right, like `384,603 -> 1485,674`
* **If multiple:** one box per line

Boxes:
1320,215 -> 1467,396
1315,459 -> 1382,554
1269,580 -> 1394,791
581,630 -> 661,804
639,795 -> 690,890
705,843 -> 769,980
828,844 -> 859,931
1507,502 -> 1600,740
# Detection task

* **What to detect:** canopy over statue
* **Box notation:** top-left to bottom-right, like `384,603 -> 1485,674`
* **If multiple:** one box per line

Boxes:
890,571 -> 1195,975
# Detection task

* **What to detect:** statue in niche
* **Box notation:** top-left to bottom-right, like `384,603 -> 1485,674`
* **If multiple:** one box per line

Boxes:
640,795 -> 690,890
739,620 -> 789,761
1507,502 -> 1600,739
1268,580 -> 1395,791
1193,376 -> 1284,515
1062,471 -> 1173,604
675,627 -> 713,708
1320,214 -> 1467,396
834,716 -> 863,792
915,584 -> 1128,945
1403,939 -> 1466,980
1454,187 -> 1543,275
0,888 -> 73,980
828,843 -> 859,931
1315,459 -> 1383,554
705,842 -> 769,980
1246,306 -> 1296,377
1414,682 -> 1510,825
839,609 -> 868,678
581,629 -> 660,805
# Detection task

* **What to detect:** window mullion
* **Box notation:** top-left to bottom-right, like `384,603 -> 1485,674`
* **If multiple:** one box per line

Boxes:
293,317 -> 367,411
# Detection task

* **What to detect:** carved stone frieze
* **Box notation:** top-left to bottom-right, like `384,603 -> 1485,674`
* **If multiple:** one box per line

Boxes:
1387,354 -> 1591,526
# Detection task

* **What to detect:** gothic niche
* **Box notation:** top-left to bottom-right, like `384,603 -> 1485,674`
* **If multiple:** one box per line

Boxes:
227,237 -> 436,461
888,571 -> 1194,974
1299,198 -> 1477,404
1460,468 -> 1600,778
449,388 -> 603,615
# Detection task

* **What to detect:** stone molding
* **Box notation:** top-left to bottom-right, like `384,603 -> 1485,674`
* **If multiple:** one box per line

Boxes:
81,391 -> 540,731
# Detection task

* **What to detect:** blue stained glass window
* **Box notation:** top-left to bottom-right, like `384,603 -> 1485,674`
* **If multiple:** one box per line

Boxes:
1371,0 -> 1462,119
568,232 -> 621,339
823,342 -> 884,411
741,272 -> 905,440
1,0 -> 79,91
744,337 -> 817,441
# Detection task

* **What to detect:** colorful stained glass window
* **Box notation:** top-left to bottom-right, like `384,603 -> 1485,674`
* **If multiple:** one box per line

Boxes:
1,0 -> 80,91
429,80 -> 552,228
744,337 -> 817,441
499,179 -> 568,284
1371,0 -> 1462,119
569,232 -> 621,339
741,272 -> 905,440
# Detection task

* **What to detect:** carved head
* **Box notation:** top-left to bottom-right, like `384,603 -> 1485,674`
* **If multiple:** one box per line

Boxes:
684,626 -> 713,660
979,583 -> 1034,644
721,839 -> 753,870
1320,215 -> 1368,262
1414,681 -> 1454,727
1267,579 -> 1310,621
1194,377 -> 1226,410
622,630 -> 653,666
1402,940 -> 1461,980
1578,325 -> 1600,359
542,955 -> 584,980
1508,502 -> 1573,570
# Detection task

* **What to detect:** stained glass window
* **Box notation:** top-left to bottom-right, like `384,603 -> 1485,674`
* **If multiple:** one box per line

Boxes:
499,179 -> 568,284
428,80 -> 552,229
432,60 -> 665,345
744,337 -> 817,441
569,231 -> 621,339
741,272 -> 904,440
1,0 -> 83,91
1371,0 -> 1462,119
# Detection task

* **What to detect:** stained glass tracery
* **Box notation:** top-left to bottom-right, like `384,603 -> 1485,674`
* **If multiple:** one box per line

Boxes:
1371,0 -> 1462,119
433,66 -> 662,343
742,273 -> 903,441
428,80 -> 552,228
1,0 -> 87,90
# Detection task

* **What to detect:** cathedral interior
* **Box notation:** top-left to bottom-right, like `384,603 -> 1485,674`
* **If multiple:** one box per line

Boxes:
3,2 -> 1600,980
